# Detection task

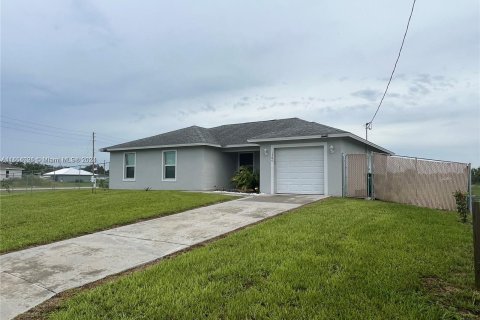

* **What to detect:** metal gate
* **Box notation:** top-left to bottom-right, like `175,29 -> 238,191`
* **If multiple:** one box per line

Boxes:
343,154 -> 368,198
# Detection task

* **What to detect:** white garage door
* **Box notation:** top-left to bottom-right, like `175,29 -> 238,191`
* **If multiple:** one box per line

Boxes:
275,146 -> 324,194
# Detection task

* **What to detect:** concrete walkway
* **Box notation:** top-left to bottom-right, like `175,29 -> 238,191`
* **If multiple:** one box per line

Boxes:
0,194 -> 326,320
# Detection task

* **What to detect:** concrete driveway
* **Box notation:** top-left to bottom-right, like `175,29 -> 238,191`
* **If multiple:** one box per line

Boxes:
0,194 -> 326,320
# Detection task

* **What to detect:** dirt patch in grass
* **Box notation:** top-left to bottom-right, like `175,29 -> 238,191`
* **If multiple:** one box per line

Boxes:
422,276 -> 480,319
422,276 -> 460,294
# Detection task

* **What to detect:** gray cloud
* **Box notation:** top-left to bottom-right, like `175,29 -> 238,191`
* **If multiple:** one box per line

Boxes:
351,89 -> 382,102
1,0 -> 478,165
201,103 -> 216,112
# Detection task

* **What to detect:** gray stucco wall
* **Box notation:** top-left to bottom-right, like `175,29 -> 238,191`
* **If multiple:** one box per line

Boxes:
108,138 -> 381,194
259,137 -> 381,196
202,148 -> 237,190
109,147 -> 239,191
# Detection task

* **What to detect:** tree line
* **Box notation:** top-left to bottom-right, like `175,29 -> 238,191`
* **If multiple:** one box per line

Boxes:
6,162 -> 108,175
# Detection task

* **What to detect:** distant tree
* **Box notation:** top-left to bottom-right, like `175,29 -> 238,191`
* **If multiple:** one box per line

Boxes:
472,167 -> 480,184
82,164 -> 107,175
10,162 -> 58,174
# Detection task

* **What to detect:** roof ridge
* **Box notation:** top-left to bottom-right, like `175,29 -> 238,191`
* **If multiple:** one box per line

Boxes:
101,118 -> 350,151
304,120 -> 345,132
190,125 -> 220,144
209,117 -> 300,129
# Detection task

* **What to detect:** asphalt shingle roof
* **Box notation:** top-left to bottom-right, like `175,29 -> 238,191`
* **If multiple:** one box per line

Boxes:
0,163 -> 23,170
210,118 -> 345,145
44,168 -> 93,176
105,125 -> 220,150
102,118 -> 347,150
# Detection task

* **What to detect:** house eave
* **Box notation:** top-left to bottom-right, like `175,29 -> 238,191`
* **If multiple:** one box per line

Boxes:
222,143 -> 259,148
101,143 -> 222,152
247,133 -> 393,155
328,133 -> 394,154
247,135 -> 328,143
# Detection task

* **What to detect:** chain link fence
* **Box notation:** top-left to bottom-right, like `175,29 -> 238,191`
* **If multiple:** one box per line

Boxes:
0,171 -> 92,191
372,154 -> 469,211
1,162 -> 110,192
344,153 -> 470,211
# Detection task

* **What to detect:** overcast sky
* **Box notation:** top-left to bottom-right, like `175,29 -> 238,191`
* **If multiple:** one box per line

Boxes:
1,0 -> 479,167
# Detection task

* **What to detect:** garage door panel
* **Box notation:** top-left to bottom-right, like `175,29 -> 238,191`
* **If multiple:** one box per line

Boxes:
275,146 -> 325,194
277,168 -> 323,175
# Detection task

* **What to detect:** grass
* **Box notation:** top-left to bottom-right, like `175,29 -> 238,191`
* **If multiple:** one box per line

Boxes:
45,198 -> 478,320
2,175 -> 93,189
0,190 -> 234,253
472,184 -> 480,197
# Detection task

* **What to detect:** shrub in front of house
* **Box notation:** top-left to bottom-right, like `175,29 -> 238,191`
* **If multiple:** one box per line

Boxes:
231,166 -> 259,193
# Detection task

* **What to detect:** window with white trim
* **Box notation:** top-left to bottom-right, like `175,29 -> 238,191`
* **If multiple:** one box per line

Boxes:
163,150 -> 176,180
124,152 -> 136,180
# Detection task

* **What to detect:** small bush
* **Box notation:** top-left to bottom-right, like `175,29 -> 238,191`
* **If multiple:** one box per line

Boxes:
98,179 -> 109,190
231,166 -> 259,192
453,190 -> 468,223
1,179 -> 12,193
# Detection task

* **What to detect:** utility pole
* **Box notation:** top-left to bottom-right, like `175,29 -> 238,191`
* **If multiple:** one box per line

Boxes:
92,131 -> 96,194
365,122 -> 372,141
473,200 -> 480,290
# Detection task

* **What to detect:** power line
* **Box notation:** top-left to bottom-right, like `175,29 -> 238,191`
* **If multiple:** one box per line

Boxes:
95,135 -> 124,143
0,119 -> 91,138
0,115 -> 91,136
0,124 -> 92,142
1,115 -> 128,143
96,132 -> 127,141
365,0 -> 417,139
3,136 -> 86,148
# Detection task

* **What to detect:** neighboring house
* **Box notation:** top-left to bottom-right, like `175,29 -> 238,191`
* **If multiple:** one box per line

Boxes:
43,168 -> 93,183
0,163 -> 23,180
101,118 -> 392,196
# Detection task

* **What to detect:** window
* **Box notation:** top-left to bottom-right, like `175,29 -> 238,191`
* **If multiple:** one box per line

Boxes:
163,150 -> 176,180
239,153 -> 254,169
124,152 -> 136,180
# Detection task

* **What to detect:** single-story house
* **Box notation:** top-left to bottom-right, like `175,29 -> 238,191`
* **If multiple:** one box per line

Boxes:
0,163 -> 23,180
43,168 -> 93,183
101,118 -> 392,196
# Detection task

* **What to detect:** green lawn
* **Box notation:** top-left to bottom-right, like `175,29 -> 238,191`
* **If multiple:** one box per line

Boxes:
2,175 -> 93,189
45,198 -> 478,320
0,190 -> 233,253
